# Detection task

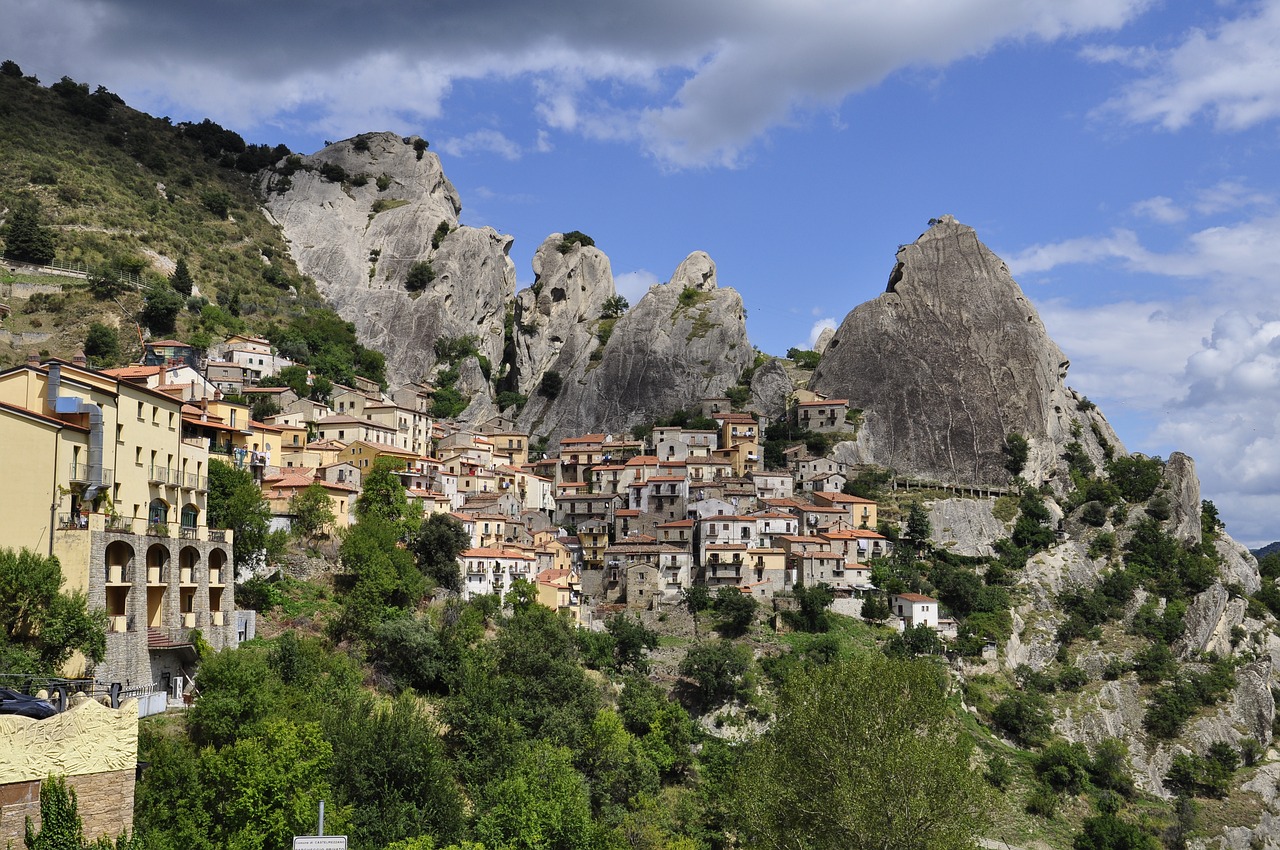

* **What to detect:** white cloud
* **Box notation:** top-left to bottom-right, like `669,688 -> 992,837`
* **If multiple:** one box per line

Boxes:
0,0 -> 1151,168
436,129 -> 522,161
1130,195 -> 1186,223
1089,0 -> 1280,132
807,317 -> 838,349
615,269 -> 660,303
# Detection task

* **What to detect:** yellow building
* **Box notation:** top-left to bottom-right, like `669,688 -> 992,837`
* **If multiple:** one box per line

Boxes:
0,357 -> 238,689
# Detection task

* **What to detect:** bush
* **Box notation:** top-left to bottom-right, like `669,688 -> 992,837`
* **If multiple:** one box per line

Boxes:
785,347 -> 822,369
141,287 -> 184,335
678,640 -> 754,709
1003,432 -> 1029,477
556,230 -> 595,253
1036,739 -> 1092,794
405,261 -> 435,292
538,370 -> 563,399
431,219 -> 450,249
319,162 -> 347,182
1107,455 -> 1164,503
992,691 -> 1052,747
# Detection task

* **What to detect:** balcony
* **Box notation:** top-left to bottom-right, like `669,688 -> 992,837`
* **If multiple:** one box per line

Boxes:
58,513 -> 88,531
178,527 -> 198,541
106,564 -> 128,584
148,464 -> 170,485
146,523 -> 170,538
105,515 -> 135,533
208,529 -> 227,543
68,463 -> 114,486
181,435 -> 209,450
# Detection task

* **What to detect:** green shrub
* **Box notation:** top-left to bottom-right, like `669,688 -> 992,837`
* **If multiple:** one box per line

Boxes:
1003,432 -> 1029,477
538,370 -> 563,399
405,261 -> 436,292
556,230 -> 595,253
992,691 -> 1052,747
1036,739 -> 1092,793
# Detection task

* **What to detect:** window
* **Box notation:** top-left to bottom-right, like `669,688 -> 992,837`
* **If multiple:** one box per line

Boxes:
168,412 -> 175,429
137,401 -> 144,420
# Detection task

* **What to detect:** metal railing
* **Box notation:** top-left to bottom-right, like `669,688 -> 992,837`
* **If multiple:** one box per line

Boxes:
148,464 -> 170,484
178,527 -> 198,540
58,513 -> 88,530
207,529 -> 227,543
105,515 -> 134,533
68,462 -> 114,485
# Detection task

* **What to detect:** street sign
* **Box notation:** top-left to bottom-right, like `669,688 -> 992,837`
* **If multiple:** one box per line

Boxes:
293,838 -> 347,850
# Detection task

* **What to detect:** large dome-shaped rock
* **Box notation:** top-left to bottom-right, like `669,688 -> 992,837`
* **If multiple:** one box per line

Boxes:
750,359 -> 794,421
810,215 -> 1120,487
263,133 -> 515,386
510,235 -> 617,398
522,252 -> 752,443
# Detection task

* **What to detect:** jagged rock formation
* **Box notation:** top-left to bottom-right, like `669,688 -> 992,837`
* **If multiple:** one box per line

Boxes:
749,359 -> 793,421
510,236 -> 617,399
262,132 -> 515,386
811,215 -> 1119,487
520,252 -> 752,442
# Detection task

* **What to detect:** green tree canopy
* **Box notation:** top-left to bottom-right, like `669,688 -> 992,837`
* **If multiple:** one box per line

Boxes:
170,257 -> 193,296
83,322 -> 122,367
140,286 -> 184,335
1,196 -> 56,264
736,655 -> 988,850
0,548 -> 105,676
289,483 -> 335,546
414,512 -> 470,592
208,459 -> 270,571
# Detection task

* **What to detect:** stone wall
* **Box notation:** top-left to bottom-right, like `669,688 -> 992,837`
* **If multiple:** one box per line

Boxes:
0,697 -> 138,846
0,770 -> 136,846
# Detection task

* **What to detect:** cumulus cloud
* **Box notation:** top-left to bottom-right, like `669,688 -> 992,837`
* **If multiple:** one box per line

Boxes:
1130,195 -> 1186,223
807,317 -> 838,349
0,0 -> 1151,167
436,129 -> 523,161
1014,201 -> 1280,546
614,269 -> 660,303
1088,0 -> 1280,132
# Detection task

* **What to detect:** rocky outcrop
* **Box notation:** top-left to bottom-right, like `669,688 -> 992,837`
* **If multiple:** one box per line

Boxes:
749,359 -> 794,421
1163,452 -> 1203,545
810,215 -> 1121,487
928,498 -> 1008,557
510,236 -> 617,399
263,133 -> 515,386
521,252 -> 752,443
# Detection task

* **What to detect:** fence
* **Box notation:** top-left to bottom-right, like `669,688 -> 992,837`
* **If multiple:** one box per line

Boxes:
2,253 -> 148,290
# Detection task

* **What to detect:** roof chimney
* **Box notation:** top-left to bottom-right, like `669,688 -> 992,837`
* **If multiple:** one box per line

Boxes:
26,352 -> 40,367
72,351 -> 88,368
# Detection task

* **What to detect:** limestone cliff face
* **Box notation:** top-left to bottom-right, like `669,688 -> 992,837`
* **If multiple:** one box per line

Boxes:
262,132 -> 515,386
511,235 -> 617,398
520,252 -> 752,442
811,215 -> 1118,487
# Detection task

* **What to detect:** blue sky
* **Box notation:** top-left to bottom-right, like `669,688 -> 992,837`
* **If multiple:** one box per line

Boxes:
4,0 -> 1280,545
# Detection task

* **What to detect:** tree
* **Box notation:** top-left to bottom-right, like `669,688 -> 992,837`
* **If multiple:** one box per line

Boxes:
140,287 -> 184,335
992,690 -> 1052,747
1003,432 -> 1029,477
678,639 -> 754,709
0,548 -> 105,676
170,257 -> 193,297
539,370 -> 563,399
785,582 -> 834,632
208,460 -> 270,572
1,197 -> 56,264
289,483 -> 335,546
354,457 -> 415,532
601,295 -> 629,318
905,502 -> 932,551
83,322 -> 122,367
404,261 -> 436,292
25,774 -> 84,850
414,513 -> 469,592
736,656 -> 989,850
606,614 -> 659,673
713,586 -> 757,636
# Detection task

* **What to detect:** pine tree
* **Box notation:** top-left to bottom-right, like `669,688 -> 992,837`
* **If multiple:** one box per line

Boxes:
2,197 -> 56,264
170,257 -> 193,296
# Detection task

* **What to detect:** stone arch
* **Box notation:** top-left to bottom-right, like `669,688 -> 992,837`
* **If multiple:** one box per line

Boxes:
104,540 -> 134,631
145,543 -> 170,628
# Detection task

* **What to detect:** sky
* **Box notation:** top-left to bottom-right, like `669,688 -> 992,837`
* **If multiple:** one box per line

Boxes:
3,0 -> 1280,545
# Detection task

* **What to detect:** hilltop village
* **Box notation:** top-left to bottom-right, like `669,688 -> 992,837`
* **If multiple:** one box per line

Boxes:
0,330 -> 944,693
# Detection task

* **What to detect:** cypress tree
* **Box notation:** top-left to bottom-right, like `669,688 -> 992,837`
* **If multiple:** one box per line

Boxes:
170,256 -> 193,296
2,197 -> 56,264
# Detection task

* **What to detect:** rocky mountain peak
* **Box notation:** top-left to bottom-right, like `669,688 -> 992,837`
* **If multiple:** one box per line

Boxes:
670,251 -> 718,292
814,215 -> 1120,488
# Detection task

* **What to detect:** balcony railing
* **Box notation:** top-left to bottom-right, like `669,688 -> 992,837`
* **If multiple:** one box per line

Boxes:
178,527 -> 198,540
207,529 -> 227,543
68,463 -> 114,486
148,464 -> 170,485
181,436 -> 209,450
58,513 -> 88,530
105,515 -> 134,533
